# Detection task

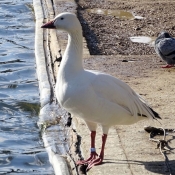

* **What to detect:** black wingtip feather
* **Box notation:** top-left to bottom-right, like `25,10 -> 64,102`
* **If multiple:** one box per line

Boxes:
149,107 -> 161,119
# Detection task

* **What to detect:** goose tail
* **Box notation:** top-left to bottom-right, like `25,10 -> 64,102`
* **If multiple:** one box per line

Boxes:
135,92 -> 161,120
149,107 -> 161,120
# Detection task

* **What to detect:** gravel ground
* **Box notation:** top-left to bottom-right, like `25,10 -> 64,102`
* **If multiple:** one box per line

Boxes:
76,0 -> 175,55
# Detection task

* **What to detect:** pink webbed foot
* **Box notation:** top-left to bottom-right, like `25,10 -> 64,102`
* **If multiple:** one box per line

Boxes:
161,64 -> 174,68
76,152 -> 98,165
86,155 -> 103,171
77,133 -> 107,171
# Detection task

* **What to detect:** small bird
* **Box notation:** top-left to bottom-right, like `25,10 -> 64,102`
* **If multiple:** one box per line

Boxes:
154,32 -> 175,68
41,12 -> 161,171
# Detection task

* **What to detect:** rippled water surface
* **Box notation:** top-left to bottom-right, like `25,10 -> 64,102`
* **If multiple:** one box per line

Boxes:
0,0 -> 53,174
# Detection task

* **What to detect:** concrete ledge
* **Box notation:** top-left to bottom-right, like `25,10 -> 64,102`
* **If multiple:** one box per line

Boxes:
33,0 -> 50,107
33,0 -> 72,174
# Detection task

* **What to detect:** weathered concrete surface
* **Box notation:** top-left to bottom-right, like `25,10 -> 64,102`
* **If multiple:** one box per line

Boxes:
33,0 -> 75,174
34,0 -> 175,174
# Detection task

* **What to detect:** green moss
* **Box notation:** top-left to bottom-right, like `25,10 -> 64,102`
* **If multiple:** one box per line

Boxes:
17,102 -> 40,116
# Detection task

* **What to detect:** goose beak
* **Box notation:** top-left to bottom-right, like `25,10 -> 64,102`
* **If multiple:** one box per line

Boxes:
41,21 -> 55,29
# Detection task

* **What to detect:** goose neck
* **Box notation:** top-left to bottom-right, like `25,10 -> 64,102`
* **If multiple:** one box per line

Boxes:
59,30 -> 84,79
68,31 -> 83,56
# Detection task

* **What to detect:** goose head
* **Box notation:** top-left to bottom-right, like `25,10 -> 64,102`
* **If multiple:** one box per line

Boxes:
41,12 -> 82,33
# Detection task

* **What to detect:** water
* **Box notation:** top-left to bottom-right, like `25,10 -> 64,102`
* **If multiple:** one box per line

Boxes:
0,0 -> 53,174
86,8 -> 144,20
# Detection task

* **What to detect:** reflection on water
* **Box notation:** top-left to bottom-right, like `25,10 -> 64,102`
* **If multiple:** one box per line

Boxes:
0,0 -> 53,174
86,8 -> 144,20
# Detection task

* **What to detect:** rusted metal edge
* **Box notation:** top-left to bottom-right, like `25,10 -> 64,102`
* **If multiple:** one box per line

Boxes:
33,0 -> 72,174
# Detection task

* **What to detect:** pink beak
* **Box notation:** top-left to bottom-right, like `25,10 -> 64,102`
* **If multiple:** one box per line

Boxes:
41,20 -> 55,29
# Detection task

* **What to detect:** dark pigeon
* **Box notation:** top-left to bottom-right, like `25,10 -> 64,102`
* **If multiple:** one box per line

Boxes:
154,32 -> 175,68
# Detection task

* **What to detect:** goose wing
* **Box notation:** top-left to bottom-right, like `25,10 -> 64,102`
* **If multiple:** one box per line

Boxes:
89,71 -> 155,119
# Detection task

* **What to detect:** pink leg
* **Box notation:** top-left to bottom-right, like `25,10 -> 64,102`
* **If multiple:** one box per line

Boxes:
161,64 -> 174,68
86,134 -> 107,171
77,131 -> 98,165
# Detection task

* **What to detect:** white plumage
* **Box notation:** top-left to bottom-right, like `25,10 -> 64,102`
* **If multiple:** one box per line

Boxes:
41,12 -> 160,171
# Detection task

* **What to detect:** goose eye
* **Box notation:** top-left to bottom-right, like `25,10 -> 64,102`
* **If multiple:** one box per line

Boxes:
61,17 -> 64,20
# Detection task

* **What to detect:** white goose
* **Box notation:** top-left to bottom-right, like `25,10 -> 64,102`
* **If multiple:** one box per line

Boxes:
41,12 -> 161,171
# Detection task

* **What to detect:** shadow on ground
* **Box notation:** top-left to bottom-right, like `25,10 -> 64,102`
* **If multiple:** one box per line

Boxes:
76,0 -> 102,55
103,159 -> 175,175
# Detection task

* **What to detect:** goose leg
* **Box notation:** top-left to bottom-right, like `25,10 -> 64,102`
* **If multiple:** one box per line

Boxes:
77,131 -> 98,165
86,134 -> 107,171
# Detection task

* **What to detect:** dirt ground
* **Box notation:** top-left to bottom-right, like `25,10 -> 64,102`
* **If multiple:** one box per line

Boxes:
72,0 -> 175,174
76,0 -> 175,55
